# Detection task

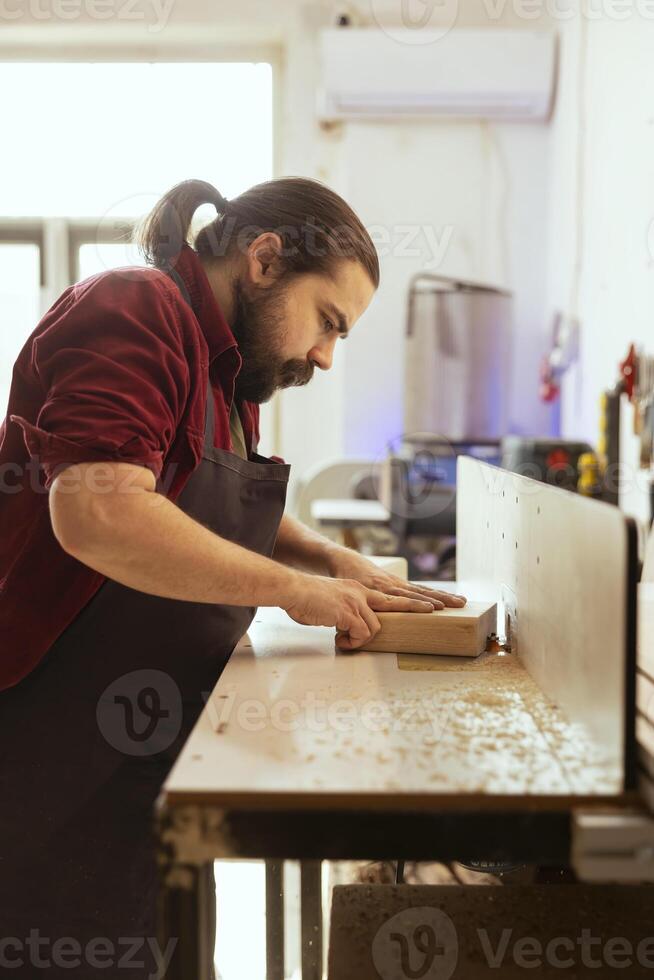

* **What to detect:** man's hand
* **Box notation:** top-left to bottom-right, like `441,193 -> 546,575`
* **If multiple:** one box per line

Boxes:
282,575 -> 435,651
325,547 -> 467,610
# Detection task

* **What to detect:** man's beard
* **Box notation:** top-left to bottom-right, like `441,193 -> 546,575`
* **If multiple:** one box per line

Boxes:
230,278 -> 314,404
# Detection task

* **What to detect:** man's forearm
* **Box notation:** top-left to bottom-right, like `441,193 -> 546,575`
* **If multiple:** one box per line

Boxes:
271,512 -> 344,575
51,471 -> 302,608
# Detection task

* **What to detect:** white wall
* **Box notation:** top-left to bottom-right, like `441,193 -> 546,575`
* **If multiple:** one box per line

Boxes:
545,12 -> 654,521
338,119 -> 553,462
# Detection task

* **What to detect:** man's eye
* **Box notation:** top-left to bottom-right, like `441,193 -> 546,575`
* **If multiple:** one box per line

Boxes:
323,317 -> 335,333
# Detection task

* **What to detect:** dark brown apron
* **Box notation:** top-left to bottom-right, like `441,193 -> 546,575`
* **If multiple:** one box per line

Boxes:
0,272 -> 290,977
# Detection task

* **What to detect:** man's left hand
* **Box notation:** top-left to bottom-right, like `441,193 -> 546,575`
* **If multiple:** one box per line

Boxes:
326,548 -> 466,610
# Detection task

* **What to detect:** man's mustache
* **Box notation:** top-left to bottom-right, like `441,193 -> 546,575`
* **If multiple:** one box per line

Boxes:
279,359 -> 314,388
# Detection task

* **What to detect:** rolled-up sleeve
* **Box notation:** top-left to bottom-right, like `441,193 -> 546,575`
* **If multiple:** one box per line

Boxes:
10,272 -> 190,488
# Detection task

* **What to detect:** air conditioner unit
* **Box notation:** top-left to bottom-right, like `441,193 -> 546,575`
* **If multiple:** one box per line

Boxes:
318,28 -> 556,122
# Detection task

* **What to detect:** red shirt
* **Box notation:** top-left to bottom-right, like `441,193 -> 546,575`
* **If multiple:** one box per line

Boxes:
0,243 -> 261,691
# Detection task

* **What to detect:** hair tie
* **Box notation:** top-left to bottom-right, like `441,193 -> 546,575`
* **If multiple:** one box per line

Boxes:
214,192 -> 229,213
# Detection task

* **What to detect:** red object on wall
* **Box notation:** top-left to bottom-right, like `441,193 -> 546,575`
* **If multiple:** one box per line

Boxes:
539,355 -> 560,403
546,448 -> 571,471
619,343 -> 637,399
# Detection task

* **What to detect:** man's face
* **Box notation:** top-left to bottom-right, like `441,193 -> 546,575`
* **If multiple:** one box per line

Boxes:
232,258 -> 376,404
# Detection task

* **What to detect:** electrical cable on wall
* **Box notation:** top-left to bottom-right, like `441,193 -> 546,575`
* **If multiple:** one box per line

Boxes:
570,8 -> 588,323
569,9 -> 589,423
482,120 -> 510,291
540,13 -> 588,423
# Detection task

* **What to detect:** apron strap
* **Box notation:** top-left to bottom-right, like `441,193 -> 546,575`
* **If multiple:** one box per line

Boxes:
166,264 -> 193,307
165,265 -> 216,454
203,380 -> 217,453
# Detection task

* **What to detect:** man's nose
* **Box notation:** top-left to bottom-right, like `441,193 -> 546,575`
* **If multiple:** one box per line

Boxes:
309,349 -> 333,371
309,344 -> 334,371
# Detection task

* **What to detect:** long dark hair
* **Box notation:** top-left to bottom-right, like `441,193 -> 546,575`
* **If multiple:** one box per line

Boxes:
137,177 -> 380,288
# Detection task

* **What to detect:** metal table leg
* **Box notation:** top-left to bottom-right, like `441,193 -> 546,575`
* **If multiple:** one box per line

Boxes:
265,860 -> 285,980
301,860 -> 323,980
157,859 -> 215,980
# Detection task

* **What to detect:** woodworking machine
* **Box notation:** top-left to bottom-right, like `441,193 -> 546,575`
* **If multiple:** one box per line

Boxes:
457,457 -> 653,882
156,459 -> 654,979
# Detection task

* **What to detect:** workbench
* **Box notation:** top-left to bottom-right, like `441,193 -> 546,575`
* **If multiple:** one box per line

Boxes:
156,460 -> 652,980
160,602 -> 622,812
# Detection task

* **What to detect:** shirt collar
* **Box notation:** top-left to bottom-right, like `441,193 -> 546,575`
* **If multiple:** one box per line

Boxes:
171,242 -> 241,367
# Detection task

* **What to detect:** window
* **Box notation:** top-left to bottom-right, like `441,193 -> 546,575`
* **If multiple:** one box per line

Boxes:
0,62 -> 273,218
0,60 -> 274,418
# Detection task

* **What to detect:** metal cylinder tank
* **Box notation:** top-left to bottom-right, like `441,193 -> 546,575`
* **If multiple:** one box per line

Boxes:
404,274 -> 513,442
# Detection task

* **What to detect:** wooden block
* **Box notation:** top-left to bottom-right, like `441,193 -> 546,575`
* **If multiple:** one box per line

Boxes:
361,601 -> 497,657
367,555 -> 409,579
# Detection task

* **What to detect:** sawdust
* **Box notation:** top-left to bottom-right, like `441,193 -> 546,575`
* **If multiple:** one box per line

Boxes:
294,648 -> 620,796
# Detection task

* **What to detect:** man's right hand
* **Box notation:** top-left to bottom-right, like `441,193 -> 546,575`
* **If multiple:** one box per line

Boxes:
282,574 -> 434,651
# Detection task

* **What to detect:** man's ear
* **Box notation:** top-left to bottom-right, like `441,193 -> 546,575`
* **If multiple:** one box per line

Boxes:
247,232 -> 284,286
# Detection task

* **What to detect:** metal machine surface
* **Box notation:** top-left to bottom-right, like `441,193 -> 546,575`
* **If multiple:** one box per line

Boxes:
398,274 -> 512,576
404,274 -> 512,442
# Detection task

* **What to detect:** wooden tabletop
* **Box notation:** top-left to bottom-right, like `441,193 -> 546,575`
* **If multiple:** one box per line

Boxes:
163,584 -> 622,810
